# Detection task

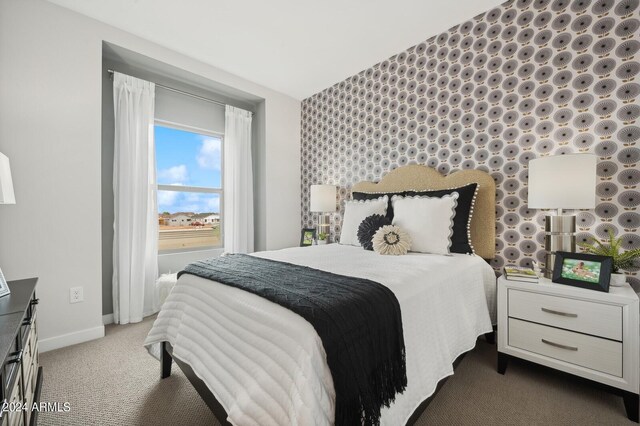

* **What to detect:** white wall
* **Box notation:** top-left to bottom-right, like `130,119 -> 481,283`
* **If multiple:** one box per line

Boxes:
0,0 -> 301,351
264,101 -> 302,249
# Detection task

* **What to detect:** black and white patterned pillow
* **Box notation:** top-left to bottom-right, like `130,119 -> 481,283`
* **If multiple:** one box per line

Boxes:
353,183 -> 479,254
357,214 -> 392,250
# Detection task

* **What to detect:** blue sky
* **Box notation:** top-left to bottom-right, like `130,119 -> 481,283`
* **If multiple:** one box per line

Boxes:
155,125 -> 221,214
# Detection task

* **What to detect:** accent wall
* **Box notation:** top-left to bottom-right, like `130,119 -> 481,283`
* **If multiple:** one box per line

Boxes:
300,0 -> 640,290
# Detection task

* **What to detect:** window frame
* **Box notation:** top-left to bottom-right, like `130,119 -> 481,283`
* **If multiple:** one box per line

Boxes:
155,119 -> 224,254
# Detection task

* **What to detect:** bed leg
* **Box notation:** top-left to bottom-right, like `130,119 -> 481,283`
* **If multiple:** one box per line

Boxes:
161,341 -> 172,379
497,351 -> 508,375
484,330 -> 495,344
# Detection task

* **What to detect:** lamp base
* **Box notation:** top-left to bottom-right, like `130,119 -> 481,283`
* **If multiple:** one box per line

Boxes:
543,215 -> 576,278
316,214 -> 331,243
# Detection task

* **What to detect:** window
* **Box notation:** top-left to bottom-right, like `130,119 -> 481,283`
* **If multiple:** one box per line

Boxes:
155,123 -> 223,252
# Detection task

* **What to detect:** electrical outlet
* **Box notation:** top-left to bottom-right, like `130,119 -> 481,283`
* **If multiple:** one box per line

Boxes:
69,286 -> 83,304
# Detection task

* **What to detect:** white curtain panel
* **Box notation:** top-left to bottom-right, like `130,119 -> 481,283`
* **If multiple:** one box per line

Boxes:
112,72 -> 159,324
224,105 -> 254,253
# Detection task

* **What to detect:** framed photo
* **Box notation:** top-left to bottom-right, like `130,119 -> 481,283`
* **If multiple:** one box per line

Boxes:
0,267 -> 10,298
300,228 -> 316,247
552,251 -> 612,293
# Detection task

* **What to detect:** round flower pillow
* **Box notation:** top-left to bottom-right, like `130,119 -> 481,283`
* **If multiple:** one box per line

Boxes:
357,214 -> 392,250
372,225 -> 412,255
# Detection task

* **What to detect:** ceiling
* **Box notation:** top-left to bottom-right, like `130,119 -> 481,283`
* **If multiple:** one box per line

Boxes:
48,0 -> 501,100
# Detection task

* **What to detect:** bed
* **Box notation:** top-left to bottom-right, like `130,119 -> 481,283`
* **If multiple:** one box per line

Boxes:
145,164 -> 496,425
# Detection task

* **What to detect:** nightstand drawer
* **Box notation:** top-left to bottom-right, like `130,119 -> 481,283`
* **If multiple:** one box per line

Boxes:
509,289 -> 622,341
509,318 -> 622,377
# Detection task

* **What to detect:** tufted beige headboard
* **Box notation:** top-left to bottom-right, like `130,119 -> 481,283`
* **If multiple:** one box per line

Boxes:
351,164 -> 496,259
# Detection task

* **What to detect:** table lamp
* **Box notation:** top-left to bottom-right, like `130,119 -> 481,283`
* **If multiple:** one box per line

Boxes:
528,154 -> 597,278
0,152 -> 16,292
310,184 -> 336,241
0,152 -> 15,205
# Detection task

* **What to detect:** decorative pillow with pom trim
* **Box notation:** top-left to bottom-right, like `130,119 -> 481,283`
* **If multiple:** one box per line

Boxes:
352,183 -> 478,254
372,225 -> 412,256
391,193 -> 458,255
357,214 -> 392,250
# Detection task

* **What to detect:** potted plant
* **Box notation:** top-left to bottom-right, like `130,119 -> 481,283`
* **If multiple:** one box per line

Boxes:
317,232 -> 328,245
578,230 -> 640,287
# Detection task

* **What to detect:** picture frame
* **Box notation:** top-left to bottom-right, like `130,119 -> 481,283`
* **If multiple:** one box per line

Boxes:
0,267 -> 10,298
300,228 -> 316,247
552,251 -> 612,293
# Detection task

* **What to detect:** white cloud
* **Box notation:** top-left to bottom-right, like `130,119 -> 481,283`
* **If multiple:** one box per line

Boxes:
197,137 -> 221,170
157,190 -> 179,210
178,204 -> 202,212
157,191 -> 220,214
206,196 -> 220,212
158,164 -> 188,183
184,192 -> 201,202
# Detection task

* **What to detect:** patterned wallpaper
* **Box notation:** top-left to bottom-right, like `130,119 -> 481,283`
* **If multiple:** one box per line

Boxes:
300,0 -> 640,291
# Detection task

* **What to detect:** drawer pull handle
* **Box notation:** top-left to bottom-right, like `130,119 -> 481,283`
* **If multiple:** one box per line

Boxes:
541,307 -> 577,318
541,339 -> 578,351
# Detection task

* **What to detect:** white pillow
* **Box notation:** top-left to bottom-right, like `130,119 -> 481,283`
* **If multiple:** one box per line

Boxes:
339,195 -> 389,246
391,193 -> 459,255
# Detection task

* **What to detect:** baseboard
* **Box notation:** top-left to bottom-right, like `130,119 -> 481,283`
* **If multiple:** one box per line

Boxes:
39,325 -> 105,353
102,313 -> 114,325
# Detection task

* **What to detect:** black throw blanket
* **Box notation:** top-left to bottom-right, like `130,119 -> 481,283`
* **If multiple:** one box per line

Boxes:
179,254 -> 407,425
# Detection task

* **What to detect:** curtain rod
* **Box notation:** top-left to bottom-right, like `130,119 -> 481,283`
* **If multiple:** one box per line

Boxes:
107,69 -> 226,108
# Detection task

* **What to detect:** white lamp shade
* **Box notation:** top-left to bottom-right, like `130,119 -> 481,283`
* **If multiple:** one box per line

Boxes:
310,184 -> 336,212
528,154 -> 596,210
0,152 -> 16,205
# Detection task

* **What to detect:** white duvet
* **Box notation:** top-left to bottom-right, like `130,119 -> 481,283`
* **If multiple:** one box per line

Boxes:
145,244 -> 495,425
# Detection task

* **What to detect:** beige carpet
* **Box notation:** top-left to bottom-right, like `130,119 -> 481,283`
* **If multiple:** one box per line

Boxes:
38,316 -> 633,425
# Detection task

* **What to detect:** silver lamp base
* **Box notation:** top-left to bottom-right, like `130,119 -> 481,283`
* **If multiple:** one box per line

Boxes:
543,215 -> 576,278
316,213 -> 331,243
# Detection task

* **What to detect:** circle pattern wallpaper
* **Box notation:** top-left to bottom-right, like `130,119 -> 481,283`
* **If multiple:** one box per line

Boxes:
300,0 -> 640,291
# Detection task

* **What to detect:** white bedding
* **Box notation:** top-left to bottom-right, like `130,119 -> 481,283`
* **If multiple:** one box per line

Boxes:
145,244 -> 495,425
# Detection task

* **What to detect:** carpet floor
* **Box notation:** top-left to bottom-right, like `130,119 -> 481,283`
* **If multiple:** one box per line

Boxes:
38,316 -> 634,425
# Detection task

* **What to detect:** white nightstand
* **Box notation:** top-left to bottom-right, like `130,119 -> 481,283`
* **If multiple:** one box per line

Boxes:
497,275 -> 639,422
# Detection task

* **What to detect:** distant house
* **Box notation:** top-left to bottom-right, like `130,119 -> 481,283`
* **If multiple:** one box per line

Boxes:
167,213 -> 193,227
158,213 -> 172,226
160,212 -> 219,227
202,214 -> 220,224
191,213 -> 220,225
191,213 -> 211,222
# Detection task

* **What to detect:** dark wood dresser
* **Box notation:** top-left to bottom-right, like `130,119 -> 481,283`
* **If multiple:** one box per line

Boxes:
0,278 -> 42,426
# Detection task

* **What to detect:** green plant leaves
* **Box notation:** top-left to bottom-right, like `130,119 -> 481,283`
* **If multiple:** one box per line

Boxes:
577,229 -> 640,273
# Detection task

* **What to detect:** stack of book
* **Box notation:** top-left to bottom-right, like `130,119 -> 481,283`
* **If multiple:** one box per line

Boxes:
503,266 -> 539,283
